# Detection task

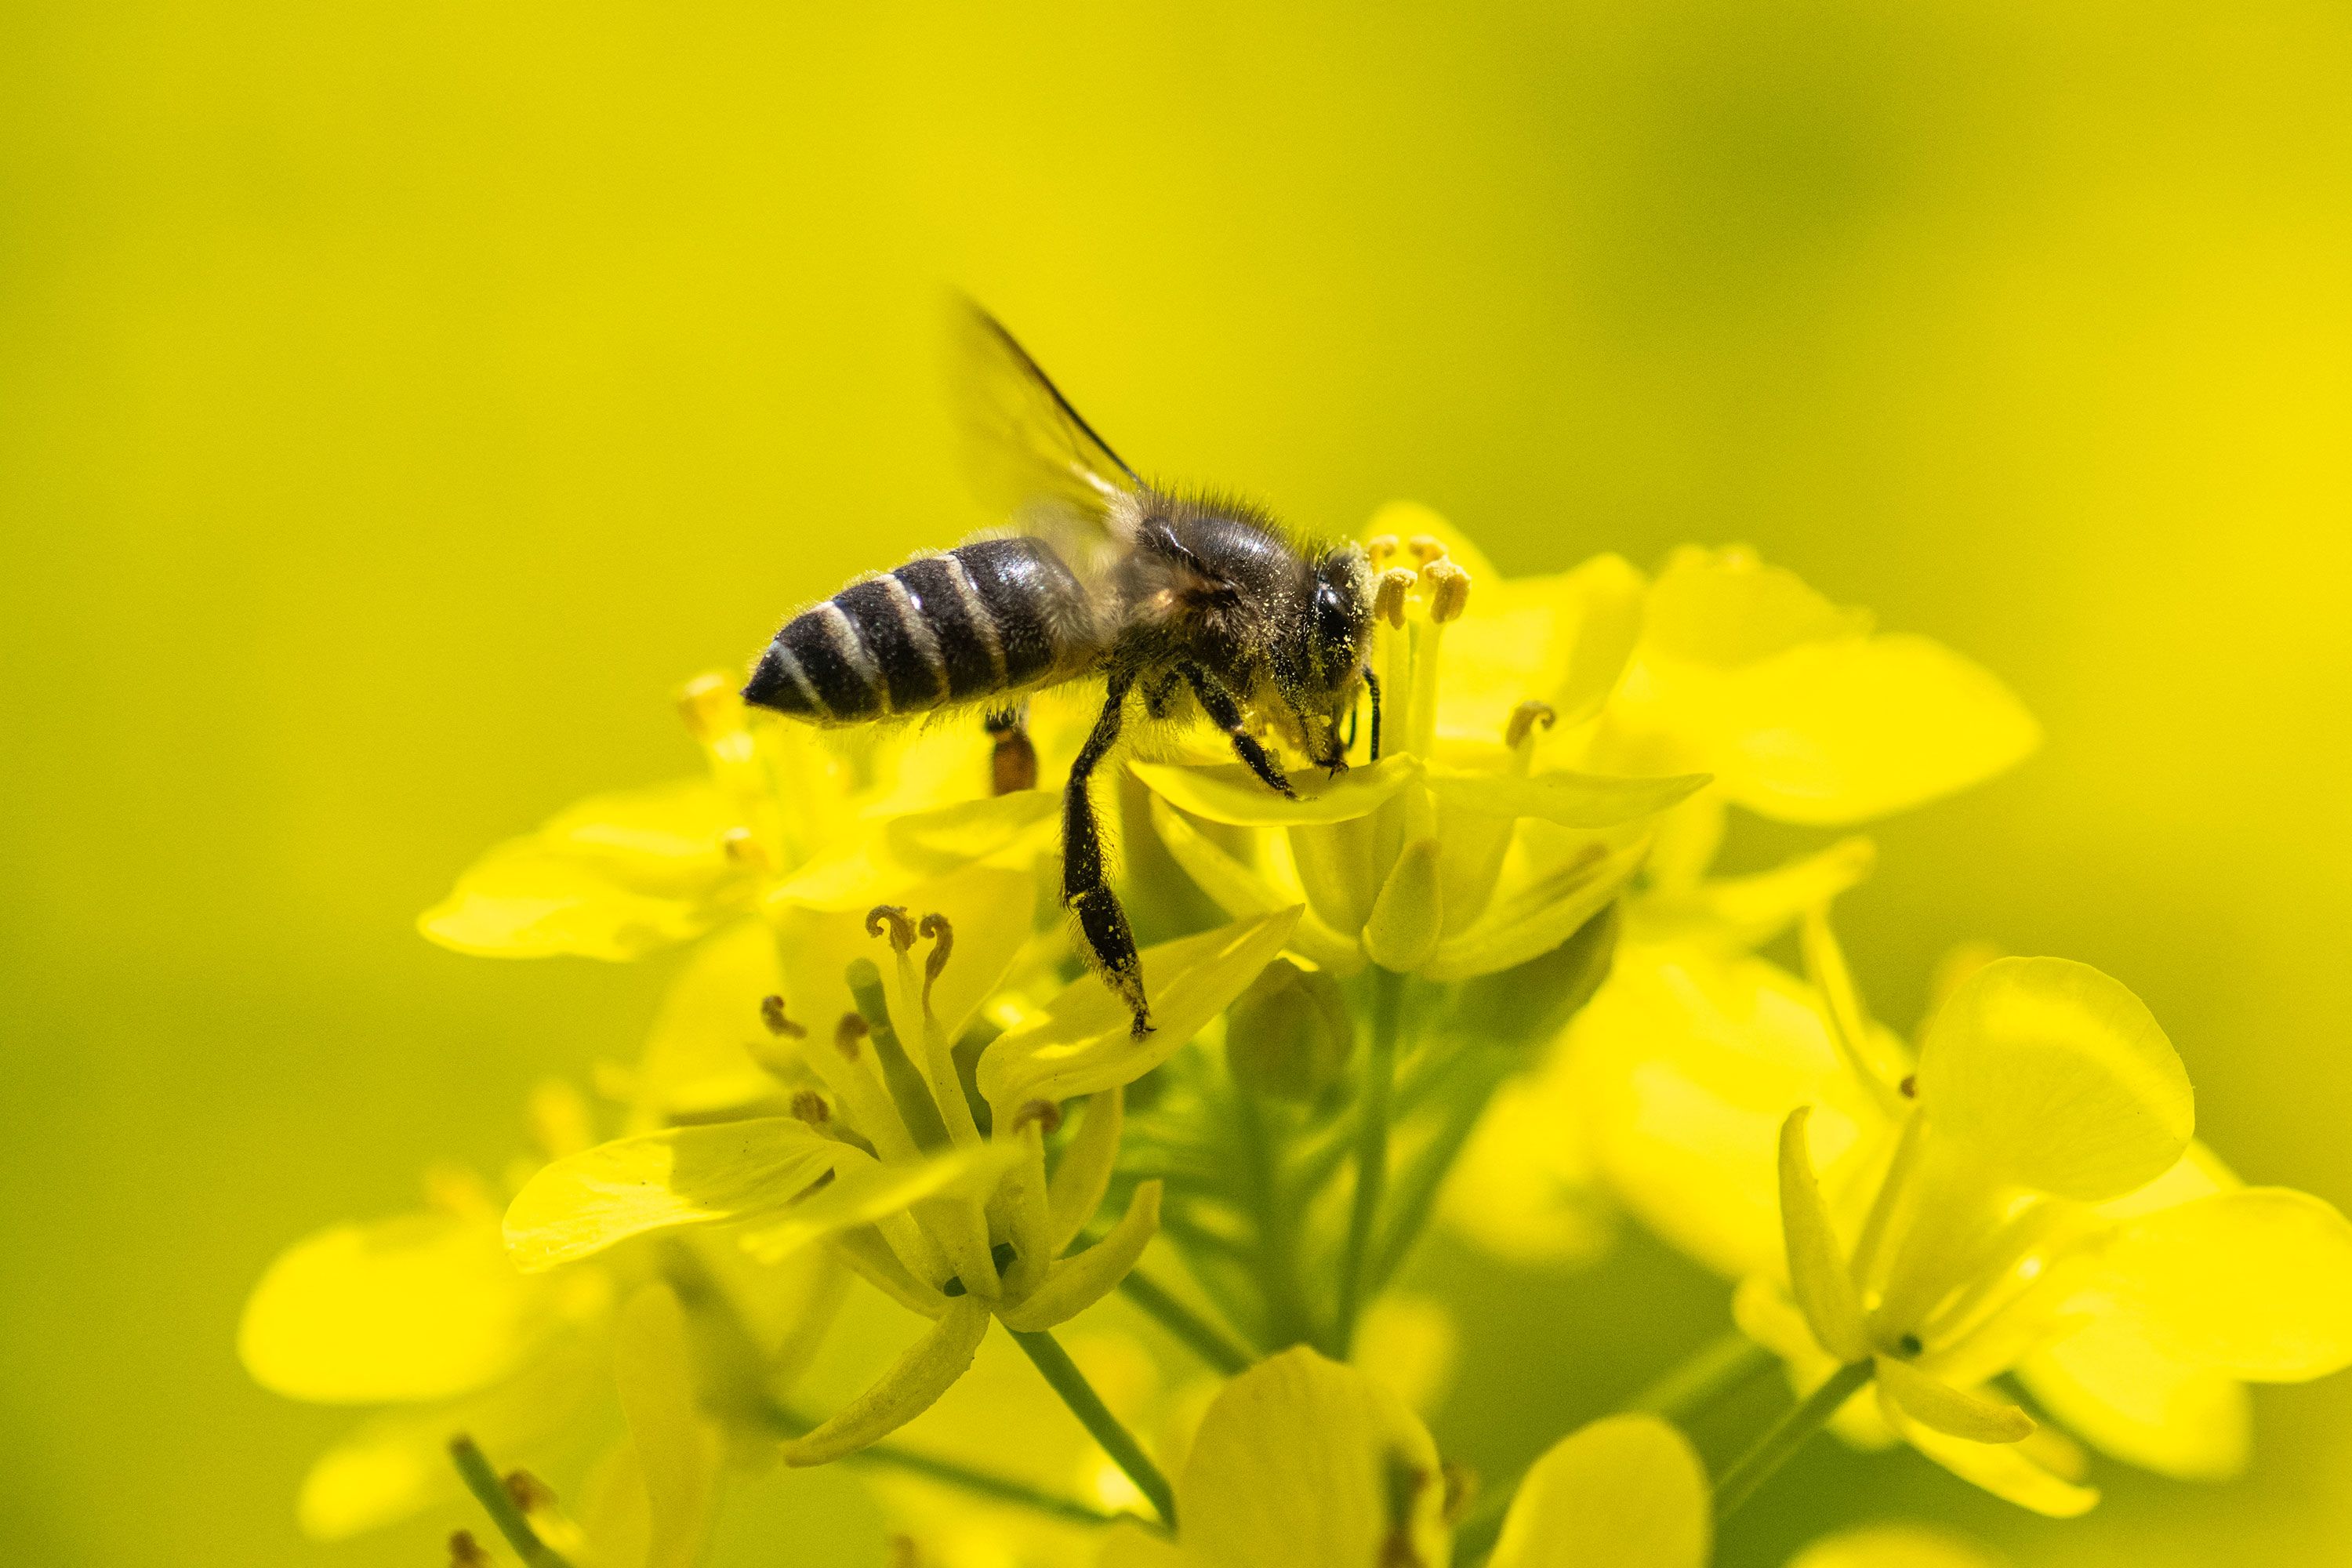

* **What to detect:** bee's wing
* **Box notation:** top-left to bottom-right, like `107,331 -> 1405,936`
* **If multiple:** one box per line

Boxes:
950,300 -> 1143,567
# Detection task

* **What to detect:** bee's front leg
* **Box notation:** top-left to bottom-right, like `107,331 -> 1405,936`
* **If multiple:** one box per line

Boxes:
1064,670 -> 1152,1036
1181,664 -> 1295,799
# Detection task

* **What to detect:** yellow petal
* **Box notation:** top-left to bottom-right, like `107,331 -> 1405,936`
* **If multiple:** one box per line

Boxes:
1874,1359 -> 2033,1443
765,793 -> 1058,911
1642,546 -> 1864,669
611,1284 -> 724,1568
1569,946 -> 1871,1280
1886,1403 -> 2099,1517
1779,1108 -> 1867,1362
1489,1414 -> 1706,1568
977,908 -> 1301,1116
1627,837 -> 1878,952
1048,1086 -> 1125,1254
1148,793 -> 1299,919
1786,1525 -> 2008,1568
2087,1186 -> 2352,1381
1712,634 -> 2040,825
1915,956 -> 2191,1201
738,1141 -> 1027,1265
294,1340 -> 604,1539
503,1119 -> 837,1272
632,916 -> 786,1125
1421,840 -> 1644,981
1131,753 -> 1421,826
1176,1346 -> 1448,1568
1422,768 -> 1709,828
1363,838 -> 1443,971
2020,1317 -> 2249,1480
240,1211 -> 561,1403
419,781 -> 744,960
781,1296 -> 993,1465
1000,1180 -> 1163,1332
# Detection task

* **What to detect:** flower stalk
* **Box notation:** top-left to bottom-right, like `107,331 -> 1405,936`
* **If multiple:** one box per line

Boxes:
1712,1359 -> 1876,1522
1330,964 -> 1407,1357
1010,1327 -> 1178,1528
447,1436 -> 575,1568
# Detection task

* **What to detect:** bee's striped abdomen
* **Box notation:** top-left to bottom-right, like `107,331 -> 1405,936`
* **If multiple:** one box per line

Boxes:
743,537 -> 1094,722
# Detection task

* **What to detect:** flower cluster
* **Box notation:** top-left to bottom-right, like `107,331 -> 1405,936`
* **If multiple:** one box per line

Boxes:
242,506 -> 2352,1568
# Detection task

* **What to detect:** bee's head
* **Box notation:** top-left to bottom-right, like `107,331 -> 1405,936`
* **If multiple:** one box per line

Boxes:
1278,543 -> 1375,769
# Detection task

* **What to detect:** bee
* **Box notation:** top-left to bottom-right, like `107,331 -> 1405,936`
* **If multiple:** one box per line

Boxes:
742,305 -> 1379,1035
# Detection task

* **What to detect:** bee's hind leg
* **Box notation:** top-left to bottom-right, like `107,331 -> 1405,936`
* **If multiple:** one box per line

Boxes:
1182,664 -> 1295,799
983,705 -> 1037,795
1064,670 -> 1152,1036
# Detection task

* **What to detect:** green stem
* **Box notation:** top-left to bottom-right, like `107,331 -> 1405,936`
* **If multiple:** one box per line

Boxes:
1712,1360 -> 1875,1523
1012,1327 -> 1178,1529
764,1403 -> 1125,1527
1330,964 -> 1407,1357
1629,1330 -> 1773,1422
1367,1049 -> 1513,1293
1233,1085 -> 1312,1348
1119,1265 -> 1258,1375
448,1436 -> 574,1568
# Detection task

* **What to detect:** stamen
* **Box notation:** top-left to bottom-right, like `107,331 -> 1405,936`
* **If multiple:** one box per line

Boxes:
1504,700 -> 1556,750
760,995 -> 808,1039
834,1013 -> 869,1060
674,672 -> 738,742
1374,568 -> 1415,628
918,913 -> 954,1008
866,905 -> 916,951
790,1089 -> 831,1125
1405,535 -> 1447,565
1365,533 -> 1401,569
448,1531 -> 494,1568
1422,558 -> 1470,622
1900,1074 -> 1918,1098
1013,1098 -> 1063,1136
504,1470 -> 557,1514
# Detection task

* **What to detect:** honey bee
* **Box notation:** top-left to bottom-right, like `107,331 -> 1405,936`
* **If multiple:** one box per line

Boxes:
742,304 -> 1379,1035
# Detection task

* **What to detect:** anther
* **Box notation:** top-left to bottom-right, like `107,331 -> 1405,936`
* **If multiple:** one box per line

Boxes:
1406,535 -> 1447,565
789,1089 -> 831,1125
448,1531 -> 494,1568
721,826 -> 767,869
918,913 -> 954,1004
1897,1332 -> 1925,1357
834,1013 -> 869,1061
1012,1098 -> 1063,1136
1900,1073 -> 1918,1099
1504,700 -> 1556,750
866,905 -> 916,951
760,995 -> 807,1039
504,1469 -> 557,1514
1365,533 -> 1400,568
1423,558 -> 1471,622
1374,568 -> 1415,629
675,672 -> 738,742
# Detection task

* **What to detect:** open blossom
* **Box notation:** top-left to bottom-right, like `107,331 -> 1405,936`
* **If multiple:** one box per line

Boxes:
237,1082 -> 836,1555
1579,909 -> 2352,1512
502,891 -> 1298,1465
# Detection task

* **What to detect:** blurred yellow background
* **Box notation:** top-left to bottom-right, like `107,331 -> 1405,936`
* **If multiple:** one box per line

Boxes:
5,2 -> 2350,1563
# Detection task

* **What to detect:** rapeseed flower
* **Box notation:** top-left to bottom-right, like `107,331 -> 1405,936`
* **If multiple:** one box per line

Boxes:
238,1083 -> 838,1555
1573,912 -> 2352,1512
502,892 -> 1298,1479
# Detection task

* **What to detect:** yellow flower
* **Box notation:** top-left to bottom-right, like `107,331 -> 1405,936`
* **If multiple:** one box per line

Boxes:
1573,916 -> 2352,1513
1134,506 -> 1707,989
419,672 -> 1062,964
1092,1348 -> 1998,1568
502,897 -> 1301,1466
1439,534 -> 2037,1265
238,1083 -> 837,1552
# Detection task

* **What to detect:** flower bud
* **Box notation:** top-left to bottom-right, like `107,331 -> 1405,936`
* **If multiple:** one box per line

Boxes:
1226,957 -> 1356,1102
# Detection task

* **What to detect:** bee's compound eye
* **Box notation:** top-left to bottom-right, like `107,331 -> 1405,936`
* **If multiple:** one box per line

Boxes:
1314,581 -> 1355,652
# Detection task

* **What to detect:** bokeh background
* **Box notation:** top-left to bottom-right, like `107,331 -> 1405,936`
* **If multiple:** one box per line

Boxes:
5,2 -> 2350,1563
